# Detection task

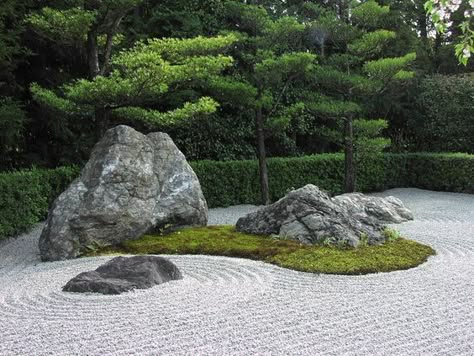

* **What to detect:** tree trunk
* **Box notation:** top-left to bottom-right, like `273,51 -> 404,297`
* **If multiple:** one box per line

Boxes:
416,0 -> 428,40
100,14 -> 126,76
344,116 -> 356,193
256,107 -> 270,205
337,0 -> 348,22
87,31 -> 100,78
94,106 -> 110,140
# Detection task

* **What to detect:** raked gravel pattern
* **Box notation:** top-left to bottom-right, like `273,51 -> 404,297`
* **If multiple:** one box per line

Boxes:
0,188 -> 473,355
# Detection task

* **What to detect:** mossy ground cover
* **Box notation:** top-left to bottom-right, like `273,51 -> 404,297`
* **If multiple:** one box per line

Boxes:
90,225 -> 435,275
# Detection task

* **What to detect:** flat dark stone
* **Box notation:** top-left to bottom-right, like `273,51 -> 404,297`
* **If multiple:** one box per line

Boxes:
63,255 -> 183,295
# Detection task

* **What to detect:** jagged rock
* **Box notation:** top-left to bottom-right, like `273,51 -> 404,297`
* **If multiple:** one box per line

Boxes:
63,256 -> 182,295
334,193 -> 414,224
236,185 -> 413,247
39,125 -> 207,261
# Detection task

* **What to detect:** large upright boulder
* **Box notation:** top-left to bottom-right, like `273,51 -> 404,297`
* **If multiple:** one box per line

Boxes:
236,185 -> 413,247
39,125 -> 207,261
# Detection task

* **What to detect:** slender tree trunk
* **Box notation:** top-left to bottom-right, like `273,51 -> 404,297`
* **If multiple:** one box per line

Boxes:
87,31 -> 100,78
433,32 -> 443,72
255,107 -> 270,205
94,106 -> 110,140
415,0 -> 428,40
100,15 -> 126,76
84,6 -> 136,140
418,13 -> 428,40
344,116 -> 356,193
337,0 -> 348,21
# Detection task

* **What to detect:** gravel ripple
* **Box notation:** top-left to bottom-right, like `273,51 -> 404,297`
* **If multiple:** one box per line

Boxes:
0,188 -> 473,355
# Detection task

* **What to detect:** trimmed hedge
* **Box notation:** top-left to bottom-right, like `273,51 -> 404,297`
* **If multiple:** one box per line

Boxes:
413,75 -> 474,154
192,153 -> 394,207
0,166 -> 80,240
191,153 -> 474,207
404,153 -> 474,193
1,153 -> 473,240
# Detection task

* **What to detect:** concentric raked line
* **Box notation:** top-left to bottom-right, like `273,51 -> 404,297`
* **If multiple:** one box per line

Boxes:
0,188 -> 473,355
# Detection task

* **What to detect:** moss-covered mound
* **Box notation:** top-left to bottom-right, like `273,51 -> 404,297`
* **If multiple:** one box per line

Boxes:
90,225 -> 435,275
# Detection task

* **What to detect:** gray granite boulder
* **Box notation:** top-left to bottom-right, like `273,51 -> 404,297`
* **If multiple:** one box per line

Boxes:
63,256 -> 182,295
236,185 -> 413,247
334,193 -> 414,223
39,125 -> 207,261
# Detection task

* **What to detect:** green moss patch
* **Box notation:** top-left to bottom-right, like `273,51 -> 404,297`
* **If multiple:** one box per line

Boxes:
90,225 -> 435,275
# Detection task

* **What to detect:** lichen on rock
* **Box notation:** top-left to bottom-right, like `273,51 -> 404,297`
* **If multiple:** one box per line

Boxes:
39,125 -> 208,261
236,185 -> 413,247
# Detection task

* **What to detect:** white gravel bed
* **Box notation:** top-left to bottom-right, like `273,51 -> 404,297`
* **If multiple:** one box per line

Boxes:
208,204 -> 259,225
0,188 -> 473,355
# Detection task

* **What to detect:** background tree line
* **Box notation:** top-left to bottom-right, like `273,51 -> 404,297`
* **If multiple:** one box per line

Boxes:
0,0 -> 473,184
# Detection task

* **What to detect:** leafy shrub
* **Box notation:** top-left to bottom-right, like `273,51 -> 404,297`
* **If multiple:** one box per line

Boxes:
404,153 -> 474,193
0,97 -> 27,168
168,112 -> 256,161
191,159 -> 260,207
0,166 -> 79,240
413,74 -> 474,153
1,153 -> 473,240
41,166 -> 81,203
192,153 -> 473,207
192,153 -> 391,207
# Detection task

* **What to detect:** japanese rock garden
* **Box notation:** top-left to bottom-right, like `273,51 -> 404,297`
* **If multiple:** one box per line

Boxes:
1,0 -> 473,354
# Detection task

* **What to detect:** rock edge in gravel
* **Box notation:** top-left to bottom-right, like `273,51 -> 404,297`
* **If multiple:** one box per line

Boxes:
236,184 -> 413,246
63,255 -> 183,295
39,125 -> 208,262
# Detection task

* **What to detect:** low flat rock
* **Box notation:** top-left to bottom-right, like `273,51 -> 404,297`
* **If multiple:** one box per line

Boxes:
63,256 -> 183,295
39,125 -> 208,261
236,185 -> 413,247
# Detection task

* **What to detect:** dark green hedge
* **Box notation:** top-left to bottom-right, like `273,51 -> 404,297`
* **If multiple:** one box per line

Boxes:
191,153 -> 474,207
0,166 -> 80,240
192,153 -> 395,207
403,153 -> 474,193
1,153 -> 473,240
413,75 -> 474,154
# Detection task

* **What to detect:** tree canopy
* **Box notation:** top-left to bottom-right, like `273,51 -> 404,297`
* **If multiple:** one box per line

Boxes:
0,0 -> 472,201
31,34 -> 238,134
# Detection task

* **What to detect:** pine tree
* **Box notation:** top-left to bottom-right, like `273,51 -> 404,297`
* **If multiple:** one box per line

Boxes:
299,0 -> 416,192
27,1 -> 144,138
210,1 -> 316,204
30,34 -> 238,138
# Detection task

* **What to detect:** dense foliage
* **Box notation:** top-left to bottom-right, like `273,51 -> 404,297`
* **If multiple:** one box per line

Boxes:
0,0 -> 473,171
412,74 -> 474,153
289,0 -> 416,192
31,34 -> 239,138
425,0 -> 474,64
194,152 -> 474,206
0,1 -> 473,234
0,166 -> 80,240
2,152 -> 472,240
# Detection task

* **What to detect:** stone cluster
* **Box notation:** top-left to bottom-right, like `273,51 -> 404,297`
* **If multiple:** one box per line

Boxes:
236,184 -> 413,247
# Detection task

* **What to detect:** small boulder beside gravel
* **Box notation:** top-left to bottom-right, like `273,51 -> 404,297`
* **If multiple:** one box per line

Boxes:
63,256 -> 183,295
236,185 -> 413,247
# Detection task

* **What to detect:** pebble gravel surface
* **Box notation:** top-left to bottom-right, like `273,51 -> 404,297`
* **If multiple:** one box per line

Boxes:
0,188 -> 473,355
